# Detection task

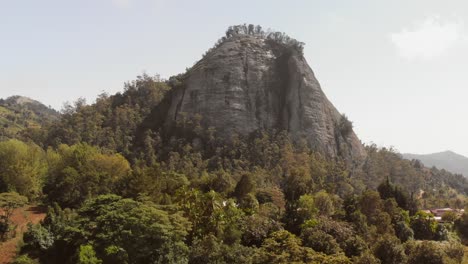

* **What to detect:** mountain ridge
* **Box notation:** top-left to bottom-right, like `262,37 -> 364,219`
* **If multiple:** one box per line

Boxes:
403,150 -> 468,177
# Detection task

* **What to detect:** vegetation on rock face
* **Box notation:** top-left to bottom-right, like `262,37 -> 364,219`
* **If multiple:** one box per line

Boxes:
201,24 -> 305,59
338,114 -> 353,137
1,25 -> 468,263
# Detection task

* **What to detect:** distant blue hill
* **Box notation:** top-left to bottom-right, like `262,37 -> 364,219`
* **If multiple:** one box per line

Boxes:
403,151 -> 468,177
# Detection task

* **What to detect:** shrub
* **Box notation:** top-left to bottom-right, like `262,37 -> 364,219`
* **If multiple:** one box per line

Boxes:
12,255 -> 38,264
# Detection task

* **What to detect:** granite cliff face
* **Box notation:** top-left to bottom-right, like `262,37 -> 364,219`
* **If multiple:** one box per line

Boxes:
154,31 -> 365,160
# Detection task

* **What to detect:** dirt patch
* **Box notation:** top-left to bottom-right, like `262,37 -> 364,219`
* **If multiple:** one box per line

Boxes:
0,205 -> 46,264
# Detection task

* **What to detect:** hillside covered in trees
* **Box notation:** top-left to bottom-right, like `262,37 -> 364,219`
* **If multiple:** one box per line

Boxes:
2,25 -> 468,264
0,96 -> 59,141
404,151 -> 468,178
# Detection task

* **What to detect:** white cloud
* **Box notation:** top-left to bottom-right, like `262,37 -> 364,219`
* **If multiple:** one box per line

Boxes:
390,16 -> 464,60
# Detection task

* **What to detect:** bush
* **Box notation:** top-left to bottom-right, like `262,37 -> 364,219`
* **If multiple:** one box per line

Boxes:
406,241 -> 446,264
338,115 -> 353,137
22,223 -> 54,252
410,211 -> 437,240
77,245 -> 102,264
373,235 -> 406,264
442,211 -> 458,222
12,255 -> 38,264
443,241 -> 465,263
353,251 -> 381,264
434,224 -> 449,241
395,221 -> 414,242
301,228 -> 342,255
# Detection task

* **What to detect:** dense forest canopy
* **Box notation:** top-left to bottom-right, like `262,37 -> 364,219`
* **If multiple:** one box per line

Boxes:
1,25 -> 468,264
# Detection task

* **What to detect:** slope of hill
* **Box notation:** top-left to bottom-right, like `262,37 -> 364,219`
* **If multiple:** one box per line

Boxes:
403,151 -> 468,177
0,96 -> 59,140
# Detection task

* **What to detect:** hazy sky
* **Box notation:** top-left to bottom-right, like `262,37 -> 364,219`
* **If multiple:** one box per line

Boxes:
1,0 -> 468,156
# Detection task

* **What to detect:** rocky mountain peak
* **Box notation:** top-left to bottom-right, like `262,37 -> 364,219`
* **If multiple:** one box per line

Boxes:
150,25 -> 365,160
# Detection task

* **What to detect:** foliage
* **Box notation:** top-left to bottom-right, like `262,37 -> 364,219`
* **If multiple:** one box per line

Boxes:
353,251 -> 381,264
372,235 -> 406,264
338,115 -> 353,137
395,221 -> 414,242
12,255 -> 39,264
21,195 -> 190,264
410,211 -> 438,240
44,144 -> 130,208
253,230 -> 317,264
78,195 -> 189,263
405,240 -> 463,264
0,140 -> 47,199
313,191 -> 335,217
22,223 -> 54,253
189,235 -> 254,264
377,177 -> 409,211
220,24 -> 304,55
442,211 -> 458,222
77,245 -> 102,264
455,208 -> 468,240
301,228 -> 342,255
233,174 -> 256,200
360,144 -> 468,202
45,74 -> 169,158
241,214 -> 283,247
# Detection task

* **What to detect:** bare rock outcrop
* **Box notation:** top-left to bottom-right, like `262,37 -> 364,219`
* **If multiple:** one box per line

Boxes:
152,30 -> 365,160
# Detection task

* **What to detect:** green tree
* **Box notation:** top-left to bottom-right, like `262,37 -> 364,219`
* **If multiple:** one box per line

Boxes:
121,163 -> 189,204
359,190 -> 382,220
441,211 -> 457,222
22,195 -> 190,264
406,241 -> 446,264
233,174 -> 255,200
21,223 -> 54,255
373,235 -> 406,264
78,195 -> 190,264
254,230 -> 316,264
410,211 -> 437,240
444,241 -> 465,263
301,228 -> 342,255
313,191 -> 335,217
44,144 -> 131,208
353,251 -> 381,264
241,214 -> 283,247
77,245 -> 102,264
377,178 -> 409,211
395,221 -> 414,242
433,224 -> 448,241
189,235 -> 254,264
0,140 -> 47,199
297,194 -> 318,223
